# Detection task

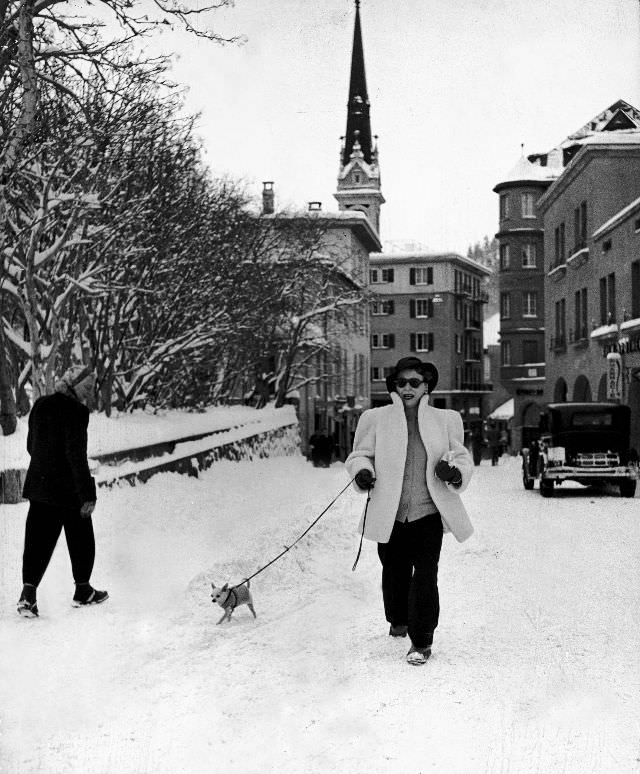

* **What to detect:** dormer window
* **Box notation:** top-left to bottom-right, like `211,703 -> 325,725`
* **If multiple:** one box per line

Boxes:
354,173 -> 361,183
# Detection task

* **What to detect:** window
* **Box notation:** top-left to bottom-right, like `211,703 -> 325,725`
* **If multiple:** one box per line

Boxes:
371,367 -> 390,381
455,333 -> 462,354
574,287 -> 588,340
522,340 -> 538,363
521,192 -> 535,218
371,299 -> 395,315
410,298 -> 434,318
522,291 -> 537,318
411,332 -> 434,352
499,244 -> 510,270
371,333 -> 395,349
501,341 -> 512,366
599,273 -> 616,324
554,222 -> 566,266
521,243 -> 536,268
410,267 -> 433,285
632,260 -> 640,318
500,292 -> 511,319
455,299 -> 463,321
370,268 -> 394,284
499,193 -> 510,220
554,298 -> 566,347
573,200 -> 588,252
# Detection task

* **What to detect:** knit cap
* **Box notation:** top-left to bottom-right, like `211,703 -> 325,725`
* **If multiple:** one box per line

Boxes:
54,365 -> 95,395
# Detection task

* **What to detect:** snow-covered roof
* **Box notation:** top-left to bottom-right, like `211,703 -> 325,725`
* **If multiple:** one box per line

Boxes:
592,193 -> 640,240
370,251 -> 492,276
497,155 -> 562,185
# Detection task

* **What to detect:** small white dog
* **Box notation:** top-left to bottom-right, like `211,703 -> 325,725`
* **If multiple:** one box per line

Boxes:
210,580 -> 257,625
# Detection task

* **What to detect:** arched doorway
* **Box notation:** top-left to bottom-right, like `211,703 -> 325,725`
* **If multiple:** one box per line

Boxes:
597,373 -> 608,401
573,375 -> 592,402
553,377 -> 568,402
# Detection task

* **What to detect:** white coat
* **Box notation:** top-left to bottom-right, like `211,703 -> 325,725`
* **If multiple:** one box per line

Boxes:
345,393 -> 474,543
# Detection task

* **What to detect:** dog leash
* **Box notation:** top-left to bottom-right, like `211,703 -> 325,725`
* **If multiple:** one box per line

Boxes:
351,488 -> 371,572
228,476 -> 360,592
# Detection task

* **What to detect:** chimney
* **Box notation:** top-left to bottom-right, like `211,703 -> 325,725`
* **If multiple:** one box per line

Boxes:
262,181 -> 274,215
308,201 -> 322,212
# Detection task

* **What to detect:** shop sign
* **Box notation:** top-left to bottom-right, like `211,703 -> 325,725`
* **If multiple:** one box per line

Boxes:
607,352 -> 622,400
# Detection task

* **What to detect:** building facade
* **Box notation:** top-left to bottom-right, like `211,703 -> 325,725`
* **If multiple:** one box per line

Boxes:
537,124 -> 640,454
493,156 -> 560,449
368,252 -> 491,428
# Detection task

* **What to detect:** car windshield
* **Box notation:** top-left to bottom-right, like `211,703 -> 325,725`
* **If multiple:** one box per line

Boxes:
570,413 -> 613,428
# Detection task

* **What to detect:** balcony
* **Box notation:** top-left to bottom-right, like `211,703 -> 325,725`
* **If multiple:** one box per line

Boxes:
547,261 -> 567,282
460,381 -> 493,392
549,335 -> 567,353
569,326 -> 589,347
566,242 -> 589,269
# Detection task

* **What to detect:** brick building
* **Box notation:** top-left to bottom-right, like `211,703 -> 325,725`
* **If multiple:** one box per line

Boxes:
368,251 -> 491,428
494,100 -> 640,452
493,155 -> 560,448
537,104 -> 640,454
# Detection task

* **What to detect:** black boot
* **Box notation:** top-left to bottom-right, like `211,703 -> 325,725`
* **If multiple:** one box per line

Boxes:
17,583 -> 39,618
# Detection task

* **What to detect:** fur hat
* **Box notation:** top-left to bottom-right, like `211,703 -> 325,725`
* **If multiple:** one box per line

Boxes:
385,356 -> 439,394
54,364 -> 95,395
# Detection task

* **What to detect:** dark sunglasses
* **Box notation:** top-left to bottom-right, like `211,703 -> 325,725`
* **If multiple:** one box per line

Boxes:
395,377 -> 425,388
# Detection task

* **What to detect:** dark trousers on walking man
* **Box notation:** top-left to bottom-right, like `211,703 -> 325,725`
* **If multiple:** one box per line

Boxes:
377,512 -> 444,650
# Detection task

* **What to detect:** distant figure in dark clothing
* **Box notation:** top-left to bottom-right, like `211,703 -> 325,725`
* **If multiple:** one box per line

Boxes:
486,422 -> 501,466
17,365 -> 108,618
470,425 -> 484,466
308,432 -> 334,467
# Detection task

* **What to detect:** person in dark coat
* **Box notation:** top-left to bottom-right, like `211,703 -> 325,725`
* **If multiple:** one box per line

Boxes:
17,365 -> 108,617
308,432 -> 334,467
486,421 -> 501,466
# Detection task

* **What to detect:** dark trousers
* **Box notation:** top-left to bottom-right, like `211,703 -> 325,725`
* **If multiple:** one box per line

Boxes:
22,501 -> 95,587
377,514 -> 443,649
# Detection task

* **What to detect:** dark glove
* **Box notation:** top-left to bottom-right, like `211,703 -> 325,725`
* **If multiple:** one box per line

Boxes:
355,469 -> 375,490
434,460 -> 462,486
80,501 -> 96,518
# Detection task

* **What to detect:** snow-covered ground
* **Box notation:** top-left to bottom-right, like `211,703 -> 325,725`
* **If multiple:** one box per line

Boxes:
1,453 -> 639,773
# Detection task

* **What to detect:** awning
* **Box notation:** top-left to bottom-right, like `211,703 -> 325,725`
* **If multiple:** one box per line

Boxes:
488,398 -> 514,420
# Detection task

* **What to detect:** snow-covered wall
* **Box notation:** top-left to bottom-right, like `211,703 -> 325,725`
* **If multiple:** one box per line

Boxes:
0,405 -> 301,503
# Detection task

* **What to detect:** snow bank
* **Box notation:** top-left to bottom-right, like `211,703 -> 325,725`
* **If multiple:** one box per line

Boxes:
0,404 -> 298,472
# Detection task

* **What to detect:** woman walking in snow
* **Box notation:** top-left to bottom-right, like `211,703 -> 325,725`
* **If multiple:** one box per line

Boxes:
346,356 -> 474,665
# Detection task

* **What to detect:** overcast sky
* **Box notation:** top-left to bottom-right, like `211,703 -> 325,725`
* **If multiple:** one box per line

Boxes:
153,0 -> 640,254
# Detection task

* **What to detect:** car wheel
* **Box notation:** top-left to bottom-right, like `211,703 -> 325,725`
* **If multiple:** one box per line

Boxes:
540,479 -> 554,497
620,480 -> 637,498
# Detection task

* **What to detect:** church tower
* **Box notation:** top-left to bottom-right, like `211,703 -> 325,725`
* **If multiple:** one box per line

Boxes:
334,0 -> 384,235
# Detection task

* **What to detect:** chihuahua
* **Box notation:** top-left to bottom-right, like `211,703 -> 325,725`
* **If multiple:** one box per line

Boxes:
211,580 -> 257,625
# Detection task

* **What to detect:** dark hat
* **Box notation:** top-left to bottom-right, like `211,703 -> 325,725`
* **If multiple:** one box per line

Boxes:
385,356 -> 439,394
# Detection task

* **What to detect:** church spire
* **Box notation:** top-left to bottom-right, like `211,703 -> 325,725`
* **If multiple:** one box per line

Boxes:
342,0 -> 372,167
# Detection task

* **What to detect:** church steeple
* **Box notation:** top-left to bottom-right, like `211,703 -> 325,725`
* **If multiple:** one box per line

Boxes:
334,0 -> 384,235
342,0 -> 372,167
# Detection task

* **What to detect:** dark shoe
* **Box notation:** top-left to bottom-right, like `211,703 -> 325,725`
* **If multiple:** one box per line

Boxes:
406,645 -> 431,665
72,585 -> 109,607
389,624 -> 408,637
17,596 -> 39,618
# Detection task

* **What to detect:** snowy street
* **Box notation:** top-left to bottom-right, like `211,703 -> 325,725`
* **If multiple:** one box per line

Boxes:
1,454 -> 639,774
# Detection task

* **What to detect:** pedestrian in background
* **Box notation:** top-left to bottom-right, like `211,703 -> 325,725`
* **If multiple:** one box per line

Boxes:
17,365 -> 108,617
346,356 -> 474,665
486,421 -> 501,466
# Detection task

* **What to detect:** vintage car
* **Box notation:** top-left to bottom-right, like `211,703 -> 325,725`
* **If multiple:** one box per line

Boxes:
521,402 -> 638,497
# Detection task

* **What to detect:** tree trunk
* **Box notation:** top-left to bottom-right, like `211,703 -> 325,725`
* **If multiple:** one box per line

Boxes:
0,322 -> 17,435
